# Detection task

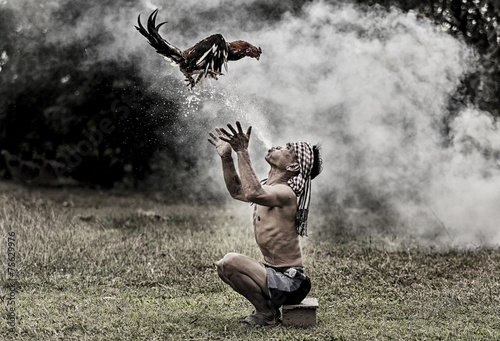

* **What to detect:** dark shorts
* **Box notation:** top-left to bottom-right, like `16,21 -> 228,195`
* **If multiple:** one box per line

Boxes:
265,264 -> 311,307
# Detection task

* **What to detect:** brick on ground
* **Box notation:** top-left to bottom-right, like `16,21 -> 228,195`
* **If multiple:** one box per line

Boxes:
282,297 -> 318,326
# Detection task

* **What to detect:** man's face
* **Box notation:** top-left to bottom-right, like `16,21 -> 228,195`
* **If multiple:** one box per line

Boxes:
265,142 -> 297,170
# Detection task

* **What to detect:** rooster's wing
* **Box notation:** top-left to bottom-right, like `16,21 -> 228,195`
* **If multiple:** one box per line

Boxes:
184,33 -> 229,82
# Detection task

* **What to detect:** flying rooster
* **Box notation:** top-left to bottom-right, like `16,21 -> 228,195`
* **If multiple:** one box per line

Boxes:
135,9 -> 262,88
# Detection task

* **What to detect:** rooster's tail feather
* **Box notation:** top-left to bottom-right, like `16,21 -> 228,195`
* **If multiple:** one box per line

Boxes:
136,9 -> 185,65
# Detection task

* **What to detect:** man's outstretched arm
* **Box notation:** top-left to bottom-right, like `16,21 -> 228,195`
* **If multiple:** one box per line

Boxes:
219,122 -> 292,207
208,128 -> 247,201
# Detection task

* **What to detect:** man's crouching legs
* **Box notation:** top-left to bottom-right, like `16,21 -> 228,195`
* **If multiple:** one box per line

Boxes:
216,253 -> 278,324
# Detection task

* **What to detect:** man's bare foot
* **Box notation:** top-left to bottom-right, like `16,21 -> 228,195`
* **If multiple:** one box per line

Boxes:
240,314 -> 279,327
238,310 -> 255,322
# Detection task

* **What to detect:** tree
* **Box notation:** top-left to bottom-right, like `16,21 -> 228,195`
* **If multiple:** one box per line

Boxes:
0,1 -> 180,187
354,0 -> 500,118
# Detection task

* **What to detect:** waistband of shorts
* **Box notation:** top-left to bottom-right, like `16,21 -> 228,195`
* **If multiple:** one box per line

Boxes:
264,264 -> 304,274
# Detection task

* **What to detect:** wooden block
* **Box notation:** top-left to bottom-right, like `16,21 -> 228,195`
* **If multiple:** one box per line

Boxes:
282,297 -> 318,326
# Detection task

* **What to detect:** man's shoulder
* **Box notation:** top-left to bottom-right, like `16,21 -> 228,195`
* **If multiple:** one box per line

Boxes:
261,183 -> 297,204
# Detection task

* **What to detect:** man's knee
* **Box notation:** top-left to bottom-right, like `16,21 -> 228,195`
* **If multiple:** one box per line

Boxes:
216,252 -> 241,276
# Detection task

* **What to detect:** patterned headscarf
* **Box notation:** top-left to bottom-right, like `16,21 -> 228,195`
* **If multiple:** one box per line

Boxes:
288,142 -> 314,237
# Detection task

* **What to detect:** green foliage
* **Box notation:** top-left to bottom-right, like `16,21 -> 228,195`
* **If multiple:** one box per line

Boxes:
353,0 -> 500,118
0,1 -> 181,187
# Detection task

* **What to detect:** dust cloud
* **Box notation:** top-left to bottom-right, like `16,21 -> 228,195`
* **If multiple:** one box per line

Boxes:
188,1 -> 499,246
4,0 -> 499,246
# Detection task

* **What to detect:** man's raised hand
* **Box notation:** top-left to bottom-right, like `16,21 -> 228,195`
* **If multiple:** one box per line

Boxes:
208,127 -> 233,158
219,121 -> 252,152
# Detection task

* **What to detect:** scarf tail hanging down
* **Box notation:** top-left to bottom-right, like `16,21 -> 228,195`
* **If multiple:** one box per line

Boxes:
289,142 -> 314,237
295,177 -> 311,237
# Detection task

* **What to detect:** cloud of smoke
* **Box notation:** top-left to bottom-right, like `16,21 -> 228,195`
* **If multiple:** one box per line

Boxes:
174,1 -> 499,246
4,0 -> 499,245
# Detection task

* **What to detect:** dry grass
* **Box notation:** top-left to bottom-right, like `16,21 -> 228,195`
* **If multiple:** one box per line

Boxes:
0,181 -> 499,340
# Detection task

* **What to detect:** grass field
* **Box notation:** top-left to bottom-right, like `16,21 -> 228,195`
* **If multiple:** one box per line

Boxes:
0,181 -> 499,340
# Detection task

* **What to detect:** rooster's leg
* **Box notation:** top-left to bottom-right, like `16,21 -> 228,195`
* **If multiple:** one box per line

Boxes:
183,69 -> 225,87
206,70 -> 224,78
181,70 -> 196,88
185,70 -> 224,77
185,77 -> 196,88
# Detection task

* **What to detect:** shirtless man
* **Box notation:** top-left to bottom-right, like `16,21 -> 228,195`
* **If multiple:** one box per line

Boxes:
208,121 -> 322,327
